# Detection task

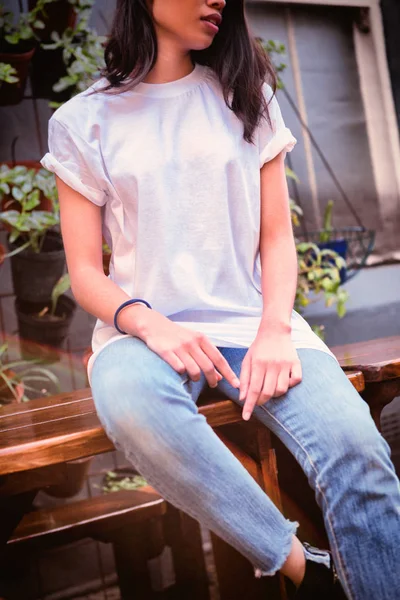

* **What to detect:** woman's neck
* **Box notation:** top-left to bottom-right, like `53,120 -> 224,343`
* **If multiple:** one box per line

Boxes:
143,42 -> 194,84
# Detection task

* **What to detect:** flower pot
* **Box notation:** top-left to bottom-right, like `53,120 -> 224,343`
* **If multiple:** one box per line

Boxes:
0,43 -> 36,106
0,369 -> 24,405
15,294 -> 76,348
8,230 -> 65,303
1,161 -> 54,216
28,0 -> 77,41
318,239 -> 348,283
45,457 -> 93,498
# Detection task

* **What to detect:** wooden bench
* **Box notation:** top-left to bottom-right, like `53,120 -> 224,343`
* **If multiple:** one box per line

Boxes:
0,371 -> 365,600
276,336 -> 400,551
332,335 -> 400,430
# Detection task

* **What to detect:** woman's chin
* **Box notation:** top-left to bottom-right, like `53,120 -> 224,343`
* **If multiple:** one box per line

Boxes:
187,36 -> 215,52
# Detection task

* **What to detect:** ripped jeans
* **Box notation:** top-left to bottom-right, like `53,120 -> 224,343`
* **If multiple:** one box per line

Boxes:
91,337 -> 400,599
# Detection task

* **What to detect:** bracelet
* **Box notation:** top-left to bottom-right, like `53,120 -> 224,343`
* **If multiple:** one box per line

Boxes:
114,298 -> 152,334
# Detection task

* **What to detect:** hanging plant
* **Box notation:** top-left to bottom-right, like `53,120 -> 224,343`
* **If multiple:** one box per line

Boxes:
261,38 -> 375,284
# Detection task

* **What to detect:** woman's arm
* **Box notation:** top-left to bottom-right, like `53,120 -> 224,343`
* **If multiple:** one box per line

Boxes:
258,150 -> 297,332
239,152 -> 302,419
56,176 -> 239,389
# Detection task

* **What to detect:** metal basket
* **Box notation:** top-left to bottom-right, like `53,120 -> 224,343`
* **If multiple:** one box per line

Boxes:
296,227 -> 375,282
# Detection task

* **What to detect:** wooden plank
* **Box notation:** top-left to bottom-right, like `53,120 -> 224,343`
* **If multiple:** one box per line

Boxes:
332,336 -> 400,381
9,488 -> 165,547
0,389 -> 92,422
0,371 -> 364,477
0,400 -> 244,476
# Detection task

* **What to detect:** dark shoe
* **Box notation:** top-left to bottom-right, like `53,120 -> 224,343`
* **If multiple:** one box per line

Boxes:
295,542 -> 347,599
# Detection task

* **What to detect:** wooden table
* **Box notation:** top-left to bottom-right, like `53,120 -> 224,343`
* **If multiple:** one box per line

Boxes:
332,335 -> 400,429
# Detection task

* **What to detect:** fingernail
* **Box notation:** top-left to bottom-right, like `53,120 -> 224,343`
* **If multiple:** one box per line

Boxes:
233,378 -> 240,388
243,411 -> 251,421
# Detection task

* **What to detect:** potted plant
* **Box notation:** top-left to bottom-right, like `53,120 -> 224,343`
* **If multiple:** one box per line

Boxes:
0,2 -> 44,105
102,469 -> 151,494
0,163 -> 65,303
15,273 -> 76,350
0,60 -> 19,98
29,0 -> 94,100
28,0 -> 78,41
41,1 -> 106,108
0,341 -> 60,405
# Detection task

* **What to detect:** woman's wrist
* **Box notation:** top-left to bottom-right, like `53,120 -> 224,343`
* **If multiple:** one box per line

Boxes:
116,303 -> 153,340
258,315 -> 292,336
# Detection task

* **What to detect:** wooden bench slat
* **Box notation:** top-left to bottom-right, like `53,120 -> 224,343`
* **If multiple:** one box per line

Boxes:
0,389 -> 92,421
8,488 -> 166,548
0,372 -> 364,478
333,336 -> 400,382
0,398 -> 94,434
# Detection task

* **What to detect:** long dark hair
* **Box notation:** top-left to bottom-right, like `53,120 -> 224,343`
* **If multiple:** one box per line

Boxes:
100,0 -> 276,143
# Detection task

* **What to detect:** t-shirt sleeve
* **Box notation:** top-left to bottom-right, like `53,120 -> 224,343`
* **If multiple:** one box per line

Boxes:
258,83 -> 297,168
40,116 -> 108,207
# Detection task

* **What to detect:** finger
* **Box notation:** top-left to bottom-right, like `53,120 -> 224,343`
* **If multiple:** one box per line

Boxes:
273,367 -> 290,398
239,354 -> 251,401
201,339 -> 240,388
289,361 -> 303,388
176,350 -> 202,382
163,351 -> 187,376
242,363 -> 264,420
257,366 -> 279,405
190,346 -> 221,388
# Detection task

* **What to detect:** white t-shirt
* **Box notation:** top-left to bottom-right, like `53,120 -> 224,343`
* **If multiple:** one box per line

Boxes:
41,63 -> 334,384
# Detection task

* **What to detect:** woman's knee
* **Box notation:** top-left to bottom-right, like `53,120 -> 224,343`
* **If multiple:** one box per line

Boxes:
91,337 -> 185,439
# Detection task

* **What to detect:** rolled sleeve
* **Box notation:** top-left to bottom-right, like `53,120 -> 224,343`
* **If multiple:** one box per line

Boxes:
258,84 -> 297,168
40,117 -> 108,207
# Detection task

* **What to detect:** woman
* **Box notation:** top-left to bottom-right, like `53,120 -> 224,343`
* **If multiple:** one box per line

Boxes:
41,1 -> 400,598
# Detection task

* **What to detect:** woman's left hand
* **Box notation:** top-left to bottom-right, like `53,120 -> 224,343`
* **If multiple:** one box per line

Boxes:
239,332 -> 302,421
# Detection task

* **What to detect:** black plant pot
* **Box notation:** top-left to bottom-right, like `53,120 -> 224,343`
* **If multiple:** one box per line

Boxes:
30,46 -> 70,102
8,231 -> 65,303
15,294 -> 76,349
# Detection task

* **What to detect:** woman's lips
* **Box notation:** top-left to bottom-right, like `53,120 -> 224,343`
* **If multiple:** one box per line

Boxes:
201,19 -> 219,34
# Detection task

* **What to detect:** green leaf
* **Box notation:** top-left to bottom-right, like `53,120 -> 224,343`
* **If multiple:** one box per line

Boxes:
51,273 -> 71,315
11,186 -> 24,202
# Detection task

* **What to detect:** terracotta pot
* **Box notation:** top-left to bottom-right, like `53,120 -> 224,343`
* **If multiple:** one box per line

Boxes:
103,251 -> 111,276
0,369 -> 24,404
1,161 -> 54,215
0,44 -> 36,106
82,347 -> 93,371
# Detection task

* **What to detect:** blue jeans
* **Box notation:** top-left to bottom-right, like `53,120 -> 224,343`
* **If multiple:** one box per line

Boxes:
91,337 -> 400,599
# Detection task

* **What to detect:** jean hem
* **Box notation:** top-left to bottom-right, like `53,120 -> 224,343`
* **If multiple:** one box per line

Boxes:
254,519 -> 299,578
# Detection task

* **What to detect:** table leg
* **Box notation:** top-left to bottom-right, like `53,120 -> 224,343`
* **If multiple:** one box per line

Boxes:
362,379 -> 400,431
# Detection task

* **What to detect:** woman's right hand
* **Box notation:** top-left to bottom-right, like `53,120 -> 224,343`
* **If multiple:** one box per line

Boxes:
121,305 -> 240,389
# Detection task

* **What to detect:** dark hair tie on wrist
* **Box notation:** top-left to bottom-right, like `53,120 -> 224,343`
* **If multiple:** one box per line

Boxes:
114,298 -> 152,334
